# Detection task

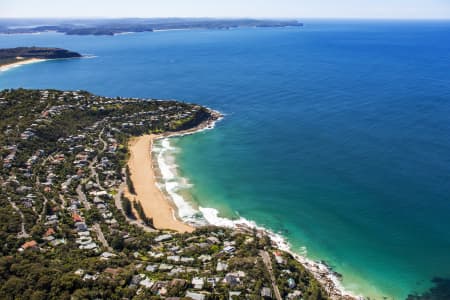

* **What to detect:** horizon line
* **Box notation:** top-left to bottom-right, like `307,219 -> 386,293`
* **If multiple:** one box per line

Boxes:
1,16 -> 450,21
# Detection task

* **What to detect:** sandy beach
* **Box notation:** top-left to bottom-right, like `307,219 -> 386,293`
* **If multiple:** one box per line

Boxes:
124,111 -> 221,233
125,134 -> 194,233
0,58 -> 47,72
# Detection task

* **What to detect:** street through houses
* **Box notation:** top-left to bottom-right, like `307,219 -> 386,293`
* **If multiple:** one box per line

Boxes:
260,250 -> 282,300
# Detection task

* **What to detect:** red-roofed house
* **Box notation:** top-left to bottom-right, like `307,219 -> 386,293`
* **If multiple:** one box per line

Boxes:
72,213 -> 83,223
20,240 -> 38,250
44,228 -> 55,237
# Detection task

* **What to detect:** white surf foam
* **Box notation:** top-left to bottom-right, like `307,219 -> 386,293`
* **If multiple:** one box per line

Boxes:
154,137 -> 206,225
151,117 -> 361,299
199,206 -> 359,298
82,55 -> 98,59
0,58 -> 48,73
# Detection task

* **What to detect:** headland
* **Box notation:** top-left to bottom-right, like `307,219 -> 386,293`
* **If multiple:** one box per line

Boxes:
0,47 -> 82,70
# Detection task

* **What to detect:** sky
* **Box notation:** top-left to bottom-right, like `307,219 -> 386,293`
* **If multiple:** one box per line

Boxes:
1,0 -> 450,20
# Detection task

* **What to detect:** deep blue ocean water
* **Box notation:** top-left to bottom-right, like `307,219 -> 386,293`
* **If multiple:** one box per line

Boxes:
1,20 -> 450,299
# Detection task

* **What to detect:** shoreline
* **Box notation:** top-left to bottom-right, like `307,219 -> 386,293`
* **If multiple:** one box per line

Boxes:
125,134 -> 194,233
125,110 -> 222,233
0,56 -> 84,73
127,109 -> 360,299
0,58 -> 48,72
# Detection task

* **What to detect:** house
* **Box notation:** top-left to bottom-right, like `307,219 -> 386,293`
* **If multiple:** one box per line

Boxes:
181,257 -> 194,263
198,254 -> 212,262
216,261 -> 228,272
154,234 -> 172,242
17,186 -> 33,194
139,277 -> 154,288
75,222 -> 88,232
46,215 -> 58,222
191,277 -> 204,289
167,255 -> 180,262
146,264 -> 158,272
287,290 -> 302,299
130,275 -> 142,287
159,263 -> 174,271
274,251 -> 285,264
43,235 -> 55,242
169,267 -> 185,276
287,277 -> 296,289
261,287 -> 272,299
72,213 -> 83,223
151,281 -> 169,296
19,240 -> 38,251
83,273 -> 99,281
44,228 -> 55,237
50,239 -> 65,247
207,236 -> 220,244
185,291 -> 206,300
74,269 -> 84,276
186,267 -> 199,273
170,279 -> 187,288
93,197 -> 104,204
93,190 -> 108,197
85,242 -> 98,250
224,274 -> 240,286
207,277 -> 218,288
104,267 -> 121,278
223,245 -> 235,253
229,291 -> 242,300
147,251 -> 164,258
100,252 -> 117,260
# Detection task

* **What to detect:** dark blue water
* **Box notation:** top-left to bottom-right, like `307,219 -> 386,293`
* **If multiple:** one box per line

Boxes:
1,21 -> 450,299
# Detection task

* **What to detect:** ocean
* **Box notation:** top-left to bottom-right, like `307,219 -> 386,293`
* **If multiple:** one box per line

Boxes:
1,20 -> 450,299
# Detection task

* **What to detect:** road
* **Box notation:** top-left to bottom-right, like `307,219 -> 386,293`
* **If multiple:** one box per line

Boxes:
98,127 -> 107,151
77,127 -> 156,252
59,194 -> 67,209
9,198 -> 29,239
93,223 -> 112,251
259,250 -> 282,300
76,184 -> 91,209
90,128 -> 107,188
38,195 -> 49,222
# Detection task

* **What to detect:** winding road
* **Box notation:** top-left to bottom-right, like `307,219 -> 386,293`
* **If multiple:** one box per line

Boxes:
260,250 -> 282,300
8,198 -> 29,239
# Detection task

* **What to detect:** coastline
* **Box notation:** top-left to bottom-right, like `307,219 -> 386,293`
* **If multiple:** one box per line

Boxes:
125,134 -> 194,233
125,110 -> 222,233
0,58 -> 48,72
127,109 -> 360,299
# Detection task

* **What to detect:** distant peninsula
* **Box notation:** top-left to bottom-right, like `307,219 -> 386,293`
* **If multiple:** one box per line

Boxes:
0,47 -> 81,70
0,18 -> 303,36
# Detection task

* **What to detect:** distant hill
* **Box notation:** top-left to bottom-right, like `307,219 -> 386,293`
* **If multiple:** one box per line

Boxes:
0,47 -> 81,66
0,18 -> 303,36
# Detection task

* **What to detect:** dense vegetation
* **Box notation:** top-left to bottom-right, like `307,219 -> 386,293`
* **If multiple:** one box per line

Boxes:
0,89 -> 334,299
0,47 -> 81,66
133,200 -> 153,227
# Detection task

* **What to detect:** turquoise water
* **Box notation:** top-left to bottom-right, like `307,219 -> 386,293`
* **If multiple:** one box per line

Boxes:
2,21 -> 450,299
